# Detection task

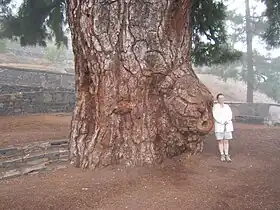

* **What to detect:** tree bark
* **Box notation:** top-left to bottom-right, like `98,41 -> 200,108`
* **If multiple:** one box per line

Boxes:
245,0 -> 254,103
67,0 -> 214,169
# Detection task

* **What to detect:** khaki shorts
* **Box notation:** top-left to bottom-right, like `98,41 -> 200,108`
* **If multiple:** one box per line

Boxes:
215,132 -> 233,140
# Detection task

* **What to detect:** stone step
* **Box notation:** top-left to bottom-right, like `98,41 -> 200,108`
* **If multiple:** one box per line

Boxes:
50,139 -> 68,146
0,157 -> 23,168
26,158 -> 50,166
0,163 -> 49,180
0,140 -> 68,159
0,147 -> 20,156
0,169 -> 21,180
0,148 -> 24,161
0,149 -> 69,168
0,158 -> 69,180
0,139 -> 70,180
21,163 -> 48,175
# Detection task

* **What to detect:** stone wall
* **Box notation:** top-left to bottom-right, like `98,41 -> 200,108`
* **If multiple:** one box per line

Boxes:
227,102 -> 270,118
0,91 -> 75,116
226,102 -> 278,124
0,66 -> 75,90
0,84 -> 42,94
0,84 -> 71,94
1,67 -> 279,121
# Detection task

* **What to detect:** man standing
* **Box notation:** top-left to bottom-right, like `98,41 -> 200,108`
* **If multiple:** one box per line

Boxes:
213,93 -> 234,162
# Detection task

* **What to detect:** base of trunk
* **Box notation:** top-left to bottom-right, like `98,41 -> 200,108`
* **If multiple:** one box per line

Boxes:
69,69 -> 213,169
67,0 -> 213,169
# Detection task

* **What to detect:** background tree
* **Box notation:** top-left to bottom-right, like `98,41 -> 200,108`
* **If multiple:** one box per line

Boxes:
228,0 -> 268,102
205,0 -> 280,102
245,0 -> 254,102
0,0 -> 279,169
203,51 -> 280,102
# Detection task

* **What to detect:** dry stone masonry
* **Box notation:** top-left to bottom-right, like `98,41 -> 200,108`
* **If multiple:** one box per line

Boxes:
0,140 -> 69,180
0,67 -> 75,116
0,91 -> 75,115
0,66 -> 75,90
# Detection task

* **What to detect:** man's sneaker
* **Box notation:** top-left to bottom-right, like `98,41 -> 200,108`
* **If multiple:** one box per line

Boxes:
225,155 -> 232,162
220,154 -> 226,162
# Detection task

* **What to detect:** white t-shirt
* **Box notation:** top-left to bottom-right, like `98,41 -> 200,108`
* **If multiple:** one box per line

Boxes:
213,103 -> 234,133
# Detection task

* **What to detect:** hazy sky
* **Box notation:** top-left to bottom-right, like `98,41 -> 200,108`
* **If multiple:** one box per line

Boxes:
226,0 -> 280,58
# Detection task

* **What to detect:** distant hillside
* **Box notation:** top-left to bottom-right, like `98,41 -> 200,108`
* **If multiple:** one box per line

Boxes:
198,74 -> 276,103
0,41 -> 74,73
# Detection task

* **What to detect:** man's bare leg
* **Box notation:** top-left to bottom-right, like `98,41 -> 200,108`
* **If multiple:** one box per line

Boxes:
224,140 -> 232,162
218,140 -> 226,161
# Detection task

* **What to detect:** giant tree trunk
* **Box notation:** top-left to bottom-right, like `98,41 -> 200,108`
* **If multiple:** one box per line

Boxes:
67,0 -> 214,169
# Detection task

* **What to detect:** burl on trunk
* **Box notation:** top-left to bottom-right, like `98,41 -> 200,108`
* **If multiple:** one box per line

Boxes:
67,0 -> 214,169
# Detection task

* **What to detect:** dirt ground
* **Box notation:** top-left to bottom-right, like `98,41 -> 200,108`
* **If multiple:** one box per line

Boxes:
0,115 -> 280,210
0,114 -> 71,147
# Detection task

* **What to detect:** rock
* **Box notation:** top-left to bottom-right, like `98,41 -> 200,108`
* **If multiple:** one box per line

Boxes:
26,158 -> 50,166
0,147 -> 19,156
28,171 -> 40,175
22,152 -> 45,162
0,139 -> 71,179
59,158 -> 69,162
49,144 -> 69,150
50,139 -> 68,146
21,163 -> 47,175
55,165 -> 67,170
44,149 -> 60,160
0,157 -> 23,168
59,149 -> 69,156
59,153 -> 69,158
23,147 -> 45,156
59,150 -> 69,161
0,169 -> 21,180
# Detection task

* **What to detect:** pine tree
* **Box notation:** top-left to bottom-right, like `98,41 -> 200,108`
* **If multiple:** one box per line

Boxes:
212,0 -> 279,103
0,0 -> 279,168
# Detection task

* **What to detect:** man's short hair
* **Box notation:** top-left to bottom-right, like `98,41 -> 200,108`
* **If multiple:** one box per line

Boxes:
216,93 -> 224,100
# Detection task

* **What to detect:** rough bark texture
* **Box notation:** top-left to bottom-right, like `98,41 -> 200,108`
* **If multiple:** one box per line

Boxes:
67,0 -> 214,169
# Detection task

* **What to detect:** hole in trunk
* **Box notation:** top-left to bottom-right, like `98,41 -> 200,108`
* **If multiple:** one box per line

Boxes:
202,121 -> 208,127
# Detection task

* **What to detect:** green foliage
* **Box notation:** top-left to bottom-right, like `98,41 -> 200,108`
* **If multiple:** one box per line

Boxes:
0,0 -> 67,47
227,0 -> 280,48
0,0 -> 242,66
2,0 -> 279,65
0,0 -> 12,19
262,0 -> 280,47
191,0 -> 242,65
191,42 -> 242,66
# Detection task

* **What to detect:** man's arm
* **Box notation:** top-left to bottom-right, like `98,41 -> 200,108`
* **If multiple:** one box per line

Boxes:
225,105 -> 233,123
213,105 -> 225,124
